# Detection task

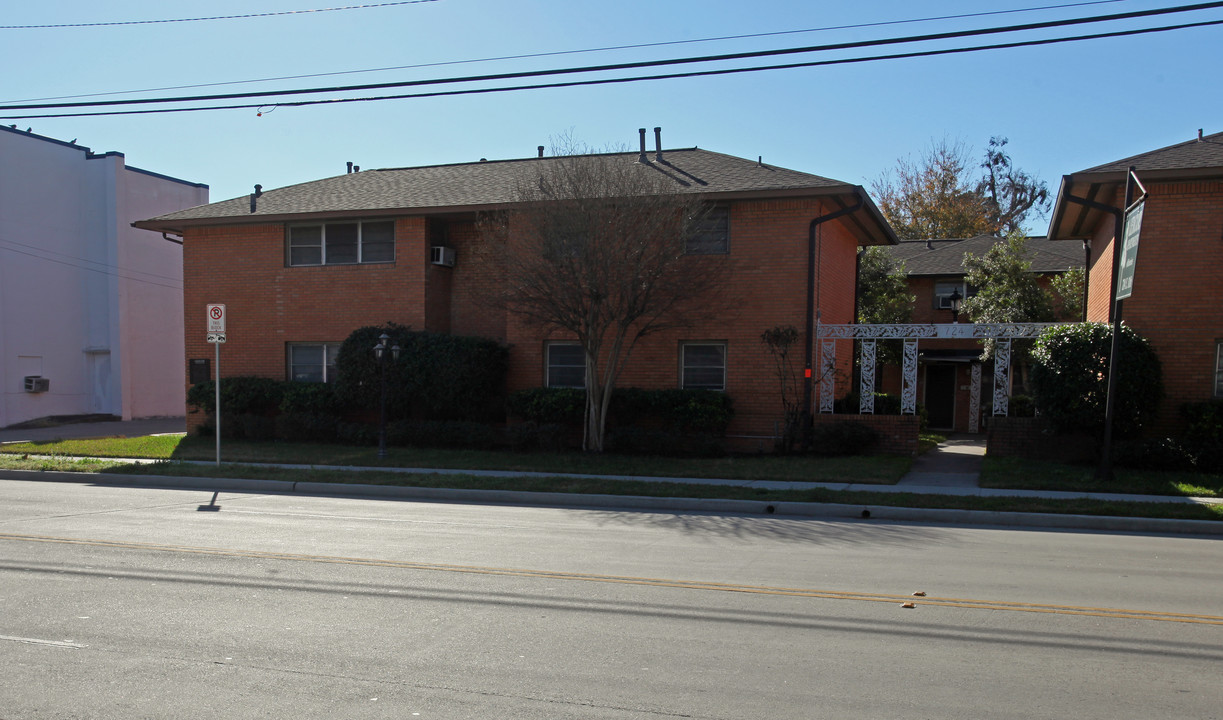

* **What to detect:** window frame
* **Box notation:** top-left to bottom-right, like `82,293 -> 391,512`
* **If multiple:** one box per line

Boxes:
685,205 -> 730,255
545,342 -> 586,389
933,279 -> 973,310
287,219 -> 396,267
680,341 -> 727,392
287,342 -> 341,384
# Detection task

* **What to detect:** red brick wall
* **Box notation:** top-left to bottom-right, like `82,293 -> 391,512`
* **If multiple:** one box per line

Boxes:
181,197 -> 872,441
813,413 -> 920,456
1081,181 -> 1223,435
987,416 -> 1096,463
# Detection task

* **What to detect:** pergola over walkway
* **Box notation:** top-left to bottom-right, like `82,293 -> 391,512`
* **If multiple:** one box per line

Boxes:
815,323 -> 1068,433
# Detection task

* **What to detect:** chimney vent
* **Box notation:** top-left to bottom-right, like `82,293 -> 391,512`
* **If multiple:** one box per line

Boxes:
654,127 -> 663,162
1199,128 -> 1204,141
638,128 -> 647,163
347,161 -> 353,173
538,145 -> 545,158
353,165 -> 360,172
249,184 -> 263,213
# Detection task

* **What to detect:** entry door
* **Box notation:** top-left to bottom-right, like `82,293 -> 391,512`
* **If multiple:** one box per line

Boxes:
925,364 -> 957,430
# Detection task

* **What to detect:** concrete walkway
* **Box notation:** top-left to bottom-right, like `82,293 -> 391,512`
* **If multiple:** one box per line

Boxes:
897,433 -> 985,488
0,417 -> 185,444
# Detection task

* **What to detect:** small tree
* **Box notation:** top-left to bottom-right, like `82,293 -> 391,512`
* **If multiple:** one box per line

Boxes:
960,233 -> 1057,362
760,325 -> 802,452
978,137 -> 1051,236
1029,322 -> 1163,443
482,144 -> 726,452
856,246 -> 915,370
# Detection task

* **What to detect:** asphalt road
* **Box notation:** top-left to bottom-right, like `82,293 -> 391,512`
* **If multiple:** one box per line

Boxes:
2,479 -> 1221,719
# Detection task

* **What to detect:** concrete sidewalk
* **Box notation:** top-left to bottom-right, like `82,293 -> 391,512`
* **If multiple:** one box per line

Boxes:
0,417 -> 185,444
898,433 -> 985,487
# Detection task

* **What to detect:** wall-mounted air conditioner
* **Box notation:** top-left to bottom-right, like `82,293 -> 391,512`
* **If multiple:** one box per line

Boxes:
24,376 -> 49,393
431,246 -> 456,267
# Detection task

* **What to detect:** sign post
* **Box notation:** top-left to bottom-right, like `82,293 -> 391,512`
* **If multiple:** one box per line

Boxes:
205,304 -> 226,466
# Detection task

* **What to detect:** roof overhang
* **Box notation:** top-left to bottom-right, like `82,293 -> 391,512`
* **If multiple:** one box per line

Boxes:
1048,165 -> 1223,240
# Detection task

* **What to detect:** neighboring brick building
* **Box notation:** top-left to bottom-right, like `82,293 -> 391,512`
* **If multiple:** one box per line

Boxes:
1047,129 -> 1223,435
134,132 -> 897,446
0,126 -> 208,428
873,235 -> 1084,432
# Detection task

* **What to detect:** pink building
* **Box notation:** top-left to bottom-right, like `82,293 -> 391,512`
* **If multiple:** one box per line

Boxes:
0,126 -> 208,427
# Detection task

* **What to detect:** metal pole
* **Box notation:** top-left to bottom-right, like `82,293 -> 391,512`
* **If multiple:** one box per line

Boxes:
378,353 -> 388,459
214,340 -> 221,466
1097,166 -> 1136,481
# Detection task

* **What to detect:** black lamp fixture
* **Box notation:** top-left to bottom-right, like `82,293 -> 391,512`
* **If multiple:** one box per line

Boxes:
948,287 -> 963,323
373,332 -> 401,459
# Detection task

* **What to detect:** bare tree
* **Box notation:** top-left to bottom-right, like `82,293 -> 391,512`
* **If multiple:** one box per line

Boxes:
481,146 -> 726,452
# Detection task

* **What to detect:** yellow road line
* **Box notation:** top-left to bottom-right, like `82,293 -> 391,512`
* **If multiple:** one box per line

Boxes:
4,532 -> 1222,625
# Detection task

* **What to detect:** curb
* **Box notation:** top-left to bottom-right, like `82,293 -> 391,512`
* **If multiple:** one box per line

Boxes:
5,469 -> 1222,537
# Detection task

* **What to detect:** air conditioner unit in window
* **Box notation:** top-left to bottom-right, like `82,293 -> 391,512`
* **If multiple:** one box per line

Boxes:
430,246 -> 456,267
24,376 -> 49,393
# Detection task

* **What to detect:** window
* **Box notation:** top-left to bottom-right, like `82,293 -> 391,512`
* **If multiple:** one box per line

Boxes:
1216,342 -> 1223,398
289,343 -> 340,383
686,206 -> 729,254
934,280 -> 973,309
546,343 -> 586,388
681,343 -> 726,391
288,220 -> 394,266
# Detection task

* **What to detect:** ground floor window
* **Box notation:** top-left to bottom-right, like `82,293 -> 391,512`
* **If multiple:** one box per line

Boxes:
546,343 -> 586,388
681,342 -> 726,391
288,343 -> 340,383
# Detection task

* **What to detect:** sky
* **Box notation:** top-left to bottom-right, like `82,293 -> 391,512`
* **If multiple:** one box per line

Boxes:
3,0 -> 1221,234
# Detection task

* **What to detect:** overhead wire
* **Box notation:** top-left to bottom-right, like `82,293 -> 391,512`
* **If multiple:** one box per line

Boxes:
0,0 -> 1128,104
0,242 -> 183,291
0,0 -> 439,30
6,17 -> 1219,121
4,0 -> 1222,114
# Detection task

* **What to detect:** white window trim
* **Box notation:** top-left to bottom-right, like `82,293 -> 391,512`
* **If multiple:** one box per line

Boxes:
288,219 -> 395,267
288,342 -> 341,383
680,341 -> 727,392
545,342 -> 586,389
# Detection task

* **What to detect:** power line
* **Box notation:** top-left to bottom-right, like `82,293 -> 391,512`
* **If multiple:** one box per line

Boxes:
0,242 -> 183,291
0,237 -> 185,285
3,1 -> 1220,113
7,17 -> 1218,121
0,0 -> 439,30
0,0 -> 1127,104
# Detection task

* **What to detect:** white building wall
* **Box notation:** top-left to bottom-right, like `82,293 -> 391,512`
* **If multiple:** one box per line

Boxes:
0,128 -> 207,427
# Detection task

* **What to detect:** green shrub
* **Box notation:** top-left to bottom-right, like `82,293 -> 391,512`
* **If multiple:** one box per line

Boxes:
386,420 -> 497,450
333,324 -> 509,422
507,387 -> 586,425
506,422 -> 570,452
279,382 -> 340,415
1010,394 -> 1036,418
835,392 -> 904,415
1114,437 -> 1197,472
810,421 -> 878,456
187,376 -> 285,416
275,412 -> 340,443
1030,322 -> 1163,438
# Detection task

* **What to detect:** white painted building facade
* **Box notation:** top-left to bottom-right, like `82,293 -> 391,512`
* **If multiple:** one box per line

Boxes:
0,127 -> 208,427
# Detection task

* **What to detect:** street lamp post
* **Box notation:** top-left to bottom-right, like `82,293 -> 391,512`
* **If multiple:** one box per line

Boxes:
373,332 -> 400,459
948,287 -> 963,323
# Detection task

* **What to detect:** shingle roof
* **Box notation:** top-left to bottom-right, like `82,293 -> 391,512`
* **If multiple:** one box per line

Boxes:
142,148 -> 853,225
881,235 -> 1084,276
1077,130 -> 1223,175
1049,130 -> 1223,240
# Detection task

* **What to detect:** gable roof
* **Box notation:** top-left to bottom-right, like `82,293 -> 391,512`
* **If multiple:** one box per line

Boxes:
882,235 -> 1084,276
134,147 -> 898,246
1048,130 -> 1223,239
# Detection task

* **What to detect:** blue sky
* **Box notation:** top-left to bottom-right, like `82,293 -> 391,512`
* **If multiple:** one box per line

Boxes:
3,0 -> 1220,233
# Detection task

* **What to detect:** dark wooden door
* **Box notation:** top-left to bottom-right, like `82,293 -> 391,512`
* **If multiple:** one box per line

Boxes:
925,364 -> 957,430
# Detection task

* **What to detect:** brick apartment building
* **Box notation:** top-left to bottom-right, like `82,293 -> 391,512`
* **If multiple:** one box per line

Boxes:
135,132 -> 897,447
873,235 -> 1085,432
1047,129 -> 1223,435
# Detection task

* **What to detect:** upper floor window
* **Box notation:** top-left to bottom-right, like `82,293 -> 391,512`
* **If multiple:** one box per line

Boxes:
288,220 -> 394,266
681,342 -> 726,391
289,343 -> 340,383
546,343 -> 586,388
686,206 -> 729,255
933,280 -> 974,310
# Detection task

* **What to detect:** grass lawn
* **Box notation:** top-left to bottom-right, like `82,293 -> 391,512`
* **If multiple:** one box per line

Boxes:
980,457 -> 1223,499
0,433 -> 911,484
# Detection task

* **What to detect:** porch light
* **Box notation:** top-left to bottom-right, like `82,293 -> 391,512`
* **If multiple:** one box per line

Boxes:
949,287 -> 963,323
